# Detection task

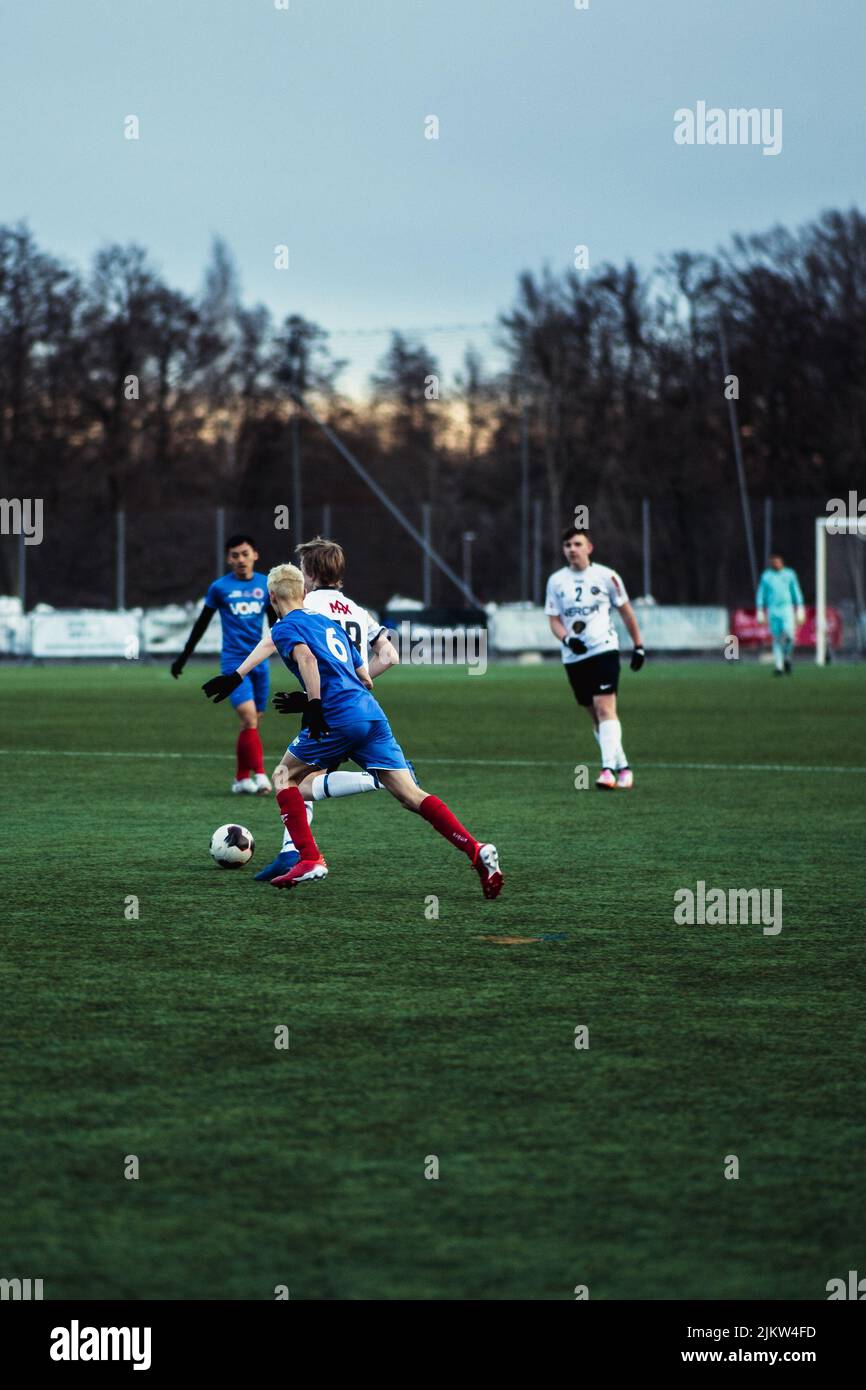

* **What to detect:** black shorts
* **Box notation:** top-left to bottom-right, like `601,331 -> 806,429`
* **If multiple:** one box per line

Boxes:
565,650 -> 621,707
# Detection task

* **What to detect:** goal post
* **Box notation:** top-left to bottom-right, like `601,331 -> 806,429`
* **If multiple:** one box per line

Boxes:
815,514 -> 866,665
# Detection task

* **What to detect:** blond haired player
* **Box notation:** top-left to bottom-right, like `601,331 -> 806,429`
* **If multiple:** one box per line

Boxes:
202,563 -> 502,897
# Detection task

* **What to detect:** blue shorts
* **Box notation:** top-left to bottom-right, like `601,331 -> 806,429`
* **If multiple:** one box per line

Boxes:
225,662 -> 270,712
287,715 -> 409,772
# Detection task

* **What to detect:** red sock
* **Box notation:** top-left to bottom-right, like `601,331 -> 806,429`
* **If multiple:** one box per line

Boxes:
418,795 -> 480,862
236,728 -> 264,779
277,787 -> 320,861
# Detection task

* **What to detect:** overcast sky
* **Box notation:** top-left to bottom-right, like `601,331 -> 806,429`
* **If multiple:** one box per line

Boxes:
1,0 -> 862,391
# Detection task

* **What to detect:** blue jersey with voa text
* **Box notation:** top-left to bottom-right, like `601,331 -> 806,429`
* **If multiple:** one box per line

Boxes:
205,571 -> 270,666
271,610 -> 381,724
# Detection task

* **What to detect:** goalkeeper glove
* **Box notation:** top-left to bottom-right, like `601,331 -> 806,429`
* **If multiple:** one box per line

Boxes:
563,635 -> 587,656
630,646 -> 646,671
201,671 -> 243,703
301,698 -> 330,741
170,656 -> 186,679
272,691 -> 309,715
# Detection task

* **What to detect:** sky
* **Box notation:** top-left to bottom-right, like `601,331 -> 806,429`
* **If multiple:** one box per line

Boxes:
1,0 -> 863,393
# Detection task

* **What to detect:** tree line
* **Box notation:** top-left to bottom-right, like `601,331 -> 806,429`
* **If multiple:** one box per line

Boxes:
1,207 -> 863,607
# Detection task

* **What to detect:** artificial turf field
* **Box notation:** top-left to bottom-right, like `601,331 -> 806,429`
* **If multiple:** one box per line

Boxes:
1,657 -> 864,1301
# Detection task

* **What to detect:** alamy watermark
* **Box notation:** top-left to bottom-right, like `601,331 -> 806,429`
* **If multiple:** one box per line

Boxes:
826,491 -> 865,535
389,621 -> 487,675
674,102 -> 782,157
674,880 -> 782,935
0,497 -> 43,545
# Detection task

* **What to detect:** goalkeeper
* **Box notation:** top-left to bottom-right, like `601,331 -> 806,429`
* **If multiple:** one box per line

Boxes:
756,553 -> 805,676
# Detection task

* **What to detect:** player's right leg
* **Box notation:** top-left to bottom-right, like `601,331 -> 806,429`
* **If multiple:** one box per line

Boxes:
375,766 -> 503,901
268,753 -> 329,887
254,755 -> 307,880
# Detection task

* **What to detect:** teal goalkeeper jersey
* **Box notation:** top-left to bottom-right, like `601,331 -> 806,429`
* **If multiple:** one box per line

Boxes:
756,567 -> 803,612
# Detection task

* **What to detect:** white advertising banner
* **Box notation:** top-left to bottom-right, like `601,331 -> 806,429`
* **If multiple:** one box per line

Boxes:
489,604 -> 729,653
30,611 -> 143,658
143,605 -> 222,655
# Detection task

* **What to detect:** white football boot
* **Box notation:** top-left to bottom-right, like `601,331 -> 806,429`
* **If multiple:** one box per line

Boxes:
595,768 -> 617,791
252,773 -> 272,795
616,768 -> 634,790
231,777 -> 258,795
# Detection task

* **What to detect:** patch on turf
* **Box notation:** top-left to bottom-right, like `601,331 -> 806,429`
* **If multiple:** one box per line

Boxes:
478,933 -> 567,946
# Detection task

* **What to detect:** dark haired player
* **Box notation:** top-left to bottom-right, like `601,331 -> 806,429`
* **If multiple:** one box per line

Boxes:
546,527 -> 645,789
172,533 -> 276,794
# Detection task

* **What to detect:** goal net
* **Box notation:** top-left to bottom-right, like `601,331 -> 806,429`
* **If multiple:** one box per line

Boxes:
815,515 -> 866,664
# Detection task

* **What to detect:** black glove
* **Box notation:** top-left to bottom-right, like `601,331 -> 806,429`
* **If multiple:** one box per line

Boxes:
301,698 -> 330,740
201,671 -> 243,703
630,646 -> 646,672
273,691 -> 309,715
170,656 -> 186,679
563,636 -> 587,656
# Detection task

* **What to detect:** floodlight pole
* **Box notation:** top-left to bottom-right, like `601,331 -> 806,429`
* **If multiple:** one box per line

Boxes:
718,314 -> 759,595
292,394 -> 481,607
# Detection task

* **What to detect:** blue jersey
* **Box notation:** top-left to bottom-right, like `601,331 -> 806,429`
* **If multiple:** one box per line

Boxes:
756,567 -> 803,612
205,571 -> 270,666
271,609 -> 381,725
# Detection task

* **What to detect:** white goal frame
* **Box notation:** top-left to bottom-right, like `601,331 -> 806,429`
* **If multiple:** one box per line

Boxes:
815,514 -> 866,665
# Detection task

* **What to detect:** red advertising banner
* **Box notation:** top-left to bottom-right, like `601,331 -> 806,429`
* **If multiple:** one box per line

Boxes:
730,605 -> 841,649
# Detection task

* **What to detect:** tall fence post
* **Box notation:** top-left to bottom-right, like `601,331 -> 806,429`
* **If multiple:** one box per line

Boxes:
215,507 -> 225,575
422,504 -> 432,606
520,406 -> 530,600
291,412 -> 303,544
532,498 -> 543,605
116,509 -> 126,610
641,497 -> 651,598
18,530 -> 26,613
462,531 -> 476,602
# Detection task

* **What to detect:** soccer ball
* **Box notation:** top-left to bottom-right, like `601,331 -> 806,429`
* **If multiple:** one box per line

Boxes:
210,823 -> 255,868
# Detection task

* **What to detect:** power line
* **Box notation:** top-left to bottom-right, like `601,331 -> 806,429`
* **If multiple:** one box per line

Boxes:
326,322 -> 497,338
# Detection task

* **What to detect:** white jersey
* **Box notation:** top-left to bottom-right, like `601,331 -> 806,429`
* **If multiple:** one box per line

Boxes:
544,562 -> 628,664
303,587 -> 385,667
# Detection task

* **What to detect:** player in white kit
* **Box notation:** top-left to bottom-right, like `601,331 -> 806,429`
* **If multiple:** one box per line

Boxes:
256,536 -> 401,878
545,526 -> 646,789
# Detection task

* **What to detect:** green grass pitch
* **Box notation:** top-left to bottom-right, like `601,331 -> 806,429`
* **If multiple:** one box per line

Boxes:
1,658 -> 864,1300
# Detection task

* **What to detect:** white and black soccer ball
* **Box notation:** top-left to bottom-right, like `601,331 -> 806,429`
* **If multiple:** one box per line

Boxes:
210,823 -> 255,868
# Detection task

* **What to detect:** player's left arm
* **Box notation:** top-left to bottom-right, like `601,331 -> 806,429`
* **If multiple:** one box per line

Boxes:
790,571 -> 805,623
618,600 -> 646,670
237,635 -> 276,677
